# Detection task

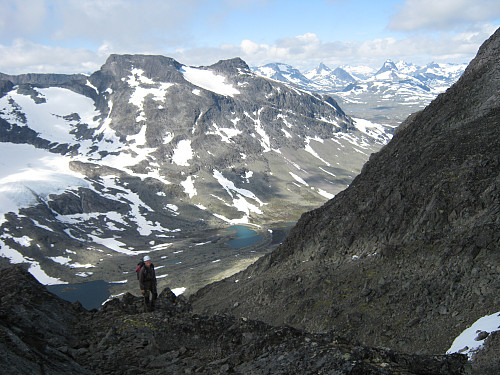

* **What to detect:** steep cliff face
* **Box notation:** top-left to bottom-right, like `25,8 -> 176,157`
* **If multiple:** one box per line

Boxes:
191,28 -> 500,357
0,266 -> 469,374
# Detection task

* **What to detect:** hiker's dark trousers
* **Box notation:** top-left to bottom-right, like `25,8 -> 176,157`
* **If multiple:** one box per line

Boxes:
143,281 -> 157,311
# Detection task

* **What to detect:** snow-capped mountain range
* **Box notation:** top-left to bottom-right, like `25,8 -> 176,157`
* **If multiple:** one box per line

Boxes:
253,60 -> 467,124
0,55 -> 394,288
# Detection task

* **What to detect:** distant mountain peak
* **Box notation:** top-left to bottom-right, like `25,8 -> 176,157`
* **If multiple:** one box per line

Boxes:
103,54 -> 182,70
208,57 -> 251,73
96,54 -> 184,85
375,59 -> 398,75
253,62 -> 311,86
263,62 -> 300,74
331,67 -> 356,82
316,62 -> 332,73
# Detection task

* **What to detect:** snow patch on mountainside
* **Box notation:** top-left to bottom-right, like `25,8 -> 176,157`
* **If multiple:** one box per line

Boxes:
180,66 -> 240,97
98,176 -> 179,237
182,175 -> 197,198
208,123 -> 242,143
353,118 -> 394,144
0,87 -> 100,143
213,169 -> 265,220
126,68 -> 173,121
317,188 -> 335,199
172,139 -> 194,166
245,110 -> 272,152
289,172 -> 308,186
213,170 -> 264,206
447,311 -> 500,359
0,238 -> 67,285
304,137 -> 330,166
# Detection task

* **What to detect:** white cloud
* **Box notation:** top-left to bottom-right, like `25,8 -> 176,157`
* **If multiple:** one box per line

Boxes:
0,0 -> 498,74
389,0 -> 500,31
172,27 -> 496,70
0,0 -> 49,39
0,1 -> 210,55
1,25 -> 496,75
354,27 -> 494,61
0,0 -> 273,74
53,0 -> 195,48
240,40 -> 260,55
0,39 -> 101,74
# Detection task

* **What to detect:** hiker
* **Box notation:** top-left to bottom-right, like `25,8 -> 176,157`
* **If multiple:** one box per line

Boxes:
138,255 -> 157,311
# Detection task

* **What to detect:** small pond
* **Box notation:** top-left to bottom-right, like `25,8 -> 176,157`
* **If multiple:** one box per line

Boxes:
226,225 -> 262,248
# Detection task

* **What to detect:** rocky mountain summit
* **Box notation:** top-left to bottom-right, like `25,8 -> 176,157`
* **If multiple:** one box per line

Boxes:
0,54 -> 392,287
0,266 -> 469,374
191,27 -> 500,372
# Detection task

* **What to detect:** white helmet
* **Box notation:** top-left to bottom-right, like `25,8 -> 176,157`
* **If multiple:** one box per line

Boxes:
143,255 -> 151,262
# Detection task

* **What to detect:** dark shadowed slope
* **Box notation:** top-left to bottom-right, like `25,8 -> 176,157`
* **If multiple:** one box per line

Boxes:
0,266 -> 469,374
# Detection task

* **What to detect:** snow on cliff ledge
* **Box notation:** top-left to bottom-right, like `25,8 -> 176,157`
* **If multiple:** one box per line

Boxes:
180,66 -> 240,97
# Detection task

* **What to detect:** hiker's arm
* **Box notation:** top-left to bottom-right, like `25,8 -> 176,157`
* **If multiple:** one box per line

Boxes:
139,268 -> 145,291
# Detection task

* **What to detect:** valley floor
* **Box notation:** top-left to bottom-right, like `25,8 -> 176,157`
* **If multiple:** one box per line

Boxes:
40,223 -> 291,309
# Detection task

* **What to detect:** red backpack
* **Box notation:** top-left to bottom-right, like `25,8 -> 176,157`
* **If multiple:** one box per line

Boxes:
135,260 -> 144,279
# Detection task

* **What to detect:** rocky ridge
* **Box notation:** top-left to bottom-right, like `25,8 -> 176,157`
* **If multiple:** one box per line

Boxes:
191,26 -> 500,367
0,266 -> 468,374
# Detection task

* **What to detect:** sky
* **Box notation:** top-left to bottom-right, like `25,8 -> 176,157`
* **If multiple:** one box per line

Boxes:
1,0 -> 500,75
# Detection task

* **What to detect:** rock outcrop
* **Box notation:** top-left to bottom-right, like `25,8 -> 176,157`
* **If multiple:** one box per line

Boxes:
190,26 -> 500,365
0,266 -> 468,374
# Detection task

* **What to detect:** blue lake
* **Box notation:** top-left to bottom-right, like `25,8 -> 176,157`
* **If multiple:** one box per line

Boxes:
47,280 -> 110,310
226,225 -> 262,248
